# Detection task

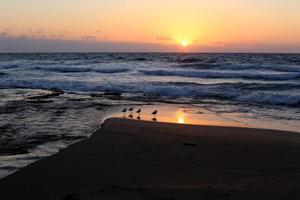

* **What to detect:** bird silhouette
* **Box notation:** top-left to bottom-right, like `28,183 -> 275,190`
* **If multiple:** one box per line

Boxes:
122,108 -> 127,117
152,110 -> 158,116
128,107 -> 134,113
136,108 -> 142,115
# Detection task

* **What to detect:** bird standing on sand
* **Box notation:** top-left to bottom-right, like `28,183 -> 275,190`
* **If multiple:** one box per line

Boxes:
136,108 -> 142,115
122,108 -> 127,117
152,110 -> 158,117
128,107 -> 134,113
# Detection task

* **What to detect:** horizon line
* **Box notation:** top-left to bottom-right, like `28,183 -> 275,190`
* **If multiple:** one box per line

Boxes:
1,51 -> 300,54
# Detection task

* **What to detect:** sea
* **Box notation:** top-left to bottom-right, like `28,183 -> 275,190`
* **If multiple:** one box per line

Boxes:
1,53 -> 300,178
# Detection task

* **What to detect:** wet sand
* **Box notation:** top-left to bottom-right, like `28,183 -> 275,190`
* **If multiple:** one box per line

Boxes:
1,118 -> 300,200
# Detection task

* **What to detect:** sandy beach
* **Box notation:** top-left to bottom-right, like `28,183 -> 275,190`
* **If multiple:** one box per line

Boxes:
1,118 -> 300,199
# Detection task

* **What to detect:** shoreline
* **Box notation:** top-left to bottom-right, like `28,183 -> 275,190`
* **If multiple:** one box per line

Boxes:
1,118 -> 300,199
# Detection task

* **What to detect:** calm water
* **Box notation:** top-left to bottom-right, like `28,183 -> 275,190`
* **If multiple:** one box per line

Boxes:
1,53 -> 300,177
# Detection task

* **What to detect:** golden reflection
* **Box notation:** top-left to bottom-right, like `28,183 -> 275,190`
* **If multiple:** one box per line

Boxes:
176,109 -> 186,124
178,117 -> 185,124
115,105 -> 244,128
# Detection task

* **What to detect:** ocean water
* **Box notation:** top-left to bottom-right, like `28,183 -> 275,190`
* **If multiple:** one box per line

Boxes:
1,53 -> 300,177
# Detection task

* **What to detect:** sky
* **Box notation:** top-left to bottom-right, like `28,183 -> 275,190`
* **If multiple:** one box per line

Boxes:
0,0 -> 300,52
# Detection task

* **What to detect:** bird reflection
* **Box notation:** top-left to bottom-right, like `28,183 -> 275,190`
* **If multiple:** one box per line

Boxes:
152,117 -> 157,122
128,114 -> 133,119
137,116 -> 141,120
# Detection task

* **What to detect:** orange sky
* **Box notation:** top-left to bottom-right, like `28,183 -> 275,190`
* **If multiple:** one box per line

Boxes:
0,0 -> 300,52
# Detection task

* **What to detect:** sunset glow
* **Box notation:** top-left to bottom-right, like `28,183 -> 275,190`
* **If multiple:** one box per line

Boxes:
0,0 -> 300,52
180,39 -> 191,47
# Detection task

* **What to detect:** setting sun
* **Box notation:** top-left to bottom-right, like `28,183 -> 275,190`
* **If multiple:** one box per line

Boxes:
180,39 -> 191,47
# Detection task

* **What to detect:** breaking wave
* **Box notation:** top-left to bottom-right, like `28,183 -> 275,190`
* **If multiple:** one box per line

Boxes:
1,79 -> 300,106
176,63 -> 300,73
34,66 -> 130,74
140,70 -> 300,81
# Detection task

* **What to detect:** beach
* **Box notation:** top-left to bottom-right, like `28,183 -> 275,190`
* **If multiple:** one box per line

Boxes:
1,118 -> 300,200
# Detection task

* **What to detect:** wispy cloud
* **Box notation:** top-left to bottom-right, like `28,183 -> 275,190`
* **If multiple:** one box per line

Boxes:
0,32 -> 8,37
156,36 -> 173,41
81,36 -> 97,40
0,32 -> 299,53
0,34 -> 176,52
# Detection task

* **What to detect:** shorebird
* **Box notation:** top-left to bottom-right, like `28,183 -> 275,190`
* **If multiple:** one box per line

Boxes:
152,110 -> 158,117
128,107 -> 134,113
122,108 -> 127,117
136,108 -> 142,115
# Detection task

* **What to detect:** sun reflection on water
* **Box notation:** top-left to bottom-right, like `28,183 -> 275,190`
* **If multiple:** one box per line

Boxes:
112,104 -> 247,128
176,109 -> 186,124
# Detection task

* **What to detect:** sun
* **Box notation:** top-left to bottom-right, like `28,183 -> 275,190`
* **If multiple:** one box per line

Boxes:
180,39 -> 191,47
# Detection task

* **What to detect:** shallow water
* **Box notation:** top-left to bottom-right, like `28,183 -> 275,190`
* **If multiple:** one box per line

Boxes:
110,104 -> 300,132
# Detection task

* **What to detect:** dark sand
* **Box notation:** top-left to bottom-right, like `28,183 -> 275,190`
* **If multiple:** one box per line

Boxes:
1,118 -> 300,200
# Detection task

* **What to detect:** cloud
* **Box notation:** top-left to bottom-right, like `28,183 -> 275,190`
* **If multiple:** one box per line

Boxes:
0,32 -> 8,37
210,42 -> 224,45
51,34 -> 65,39
0,34 -> 299,53
51,31 -> 67,39
189,42 -> 300,53
81,36 -> 97,40
0,35 -> 177,52
156,36 -> 173,41
17,34 -> 29,40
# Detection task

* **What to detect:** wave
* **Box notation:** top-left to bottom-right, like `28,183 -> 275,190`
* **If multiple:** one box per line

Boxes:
177,57 -> 204,63
134,57 -> 147,61
0,64 -> 19,69
94,68 -> 130,73
39,67 -> 92,73
176,63 -> 300,73
140,70 -> 300,81
34,66 -> 130,74
1,79 -> 300,106
168,82 -> 300,91
236,93 -> 300,106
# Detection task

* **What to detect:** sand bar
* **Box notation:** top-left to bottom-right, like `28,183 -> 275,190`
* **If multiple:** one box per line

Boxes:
1,118 -> 300,200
